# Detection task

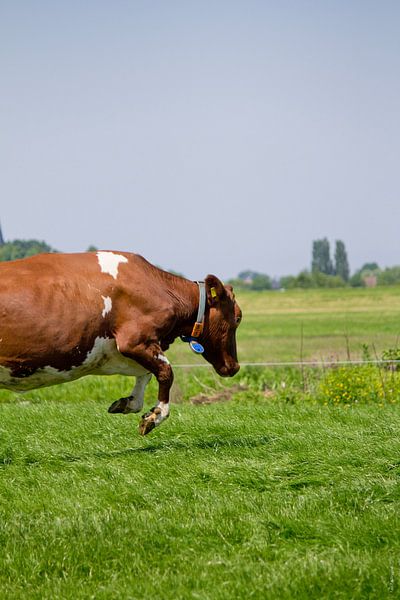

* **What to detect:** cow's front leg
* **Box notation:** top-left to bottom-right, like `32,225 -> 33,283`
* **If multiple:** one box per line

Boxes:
108,372 -> 152,414
139,399 -> 170,436
138,352 -> 173,436
116,336 -> 173,435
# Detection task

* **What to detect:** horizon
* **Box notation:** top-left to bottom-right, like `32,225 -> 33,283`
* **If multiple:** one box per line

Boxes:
0,225 -> 394,280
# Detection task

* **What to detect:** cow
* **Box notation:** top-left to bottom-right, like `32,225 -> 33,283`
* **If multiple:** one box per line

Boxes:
0,251 -> 241,435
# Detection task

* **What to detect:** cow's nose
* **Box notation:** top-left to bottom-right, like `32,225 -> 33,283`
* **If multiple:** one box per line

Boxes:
218,362 -> 240,377
230,362 -> 240,376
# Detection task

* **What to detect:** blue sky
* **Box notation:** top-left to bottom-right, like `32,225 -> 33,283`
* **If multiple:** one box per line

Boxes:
1,1 -> 399,279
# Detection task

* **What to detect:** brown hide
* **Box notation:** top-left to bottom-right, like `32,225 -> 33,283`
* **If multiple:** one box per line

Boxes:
0,252 -> 241,399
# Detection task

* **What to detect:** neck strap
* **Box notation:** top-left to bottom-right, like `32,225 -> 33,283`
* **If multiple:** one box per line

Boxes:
180,281 -> 206,353
191,281 -> 206,338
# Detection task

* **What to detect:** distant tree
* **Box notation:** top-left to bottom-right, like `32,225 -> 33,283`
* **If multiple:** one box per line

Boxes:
86,245 -> 98,252
377,266 -> 400,286
0,239 -> 58,262
237,270 -> 259,282
312,238 -> 333,275
232,270 -> 273,290
296,270 -> 315,288
226,277 -> 248,290
360,262 -> 379,272
251,274 -> 272,291
281,269 -> 346,289
334,240 -> 350,282
229,271 -> 272,290
312,271 -> 346,288
279,275 -> 297,289
349,271 -> 365,287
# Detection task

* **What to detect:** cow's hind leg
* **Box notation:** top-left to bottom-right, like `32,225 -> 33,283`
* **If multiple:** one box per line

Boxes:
108,373 -> 152,414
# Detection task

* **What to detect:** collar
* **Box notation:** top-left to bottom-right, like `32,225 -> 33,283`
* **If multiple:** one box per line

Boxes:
180,281 -> 206,353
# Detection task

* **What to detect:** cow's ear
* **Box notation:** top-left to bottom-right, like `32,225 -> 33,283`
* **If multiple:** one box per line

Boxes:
205,275 -> 227,306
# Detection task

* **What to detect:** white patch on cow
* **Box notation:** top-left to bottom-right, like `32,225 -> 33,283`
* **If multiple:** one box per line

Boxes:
157,353 -> 170,365
101,295 -> 112,318
154,401 -> 170,426
0,337 -> 147,393
96,251 -> 128,279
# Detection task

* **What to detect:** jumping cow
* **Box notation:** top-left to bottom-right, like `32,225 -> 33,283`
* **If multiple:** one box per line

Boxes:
0,251 -> 241,434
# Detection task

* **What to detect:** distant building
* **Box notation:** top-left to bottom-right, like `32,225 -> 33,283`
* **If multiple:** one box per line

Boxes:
271,278 -> 281,290
363,274 -> 377,288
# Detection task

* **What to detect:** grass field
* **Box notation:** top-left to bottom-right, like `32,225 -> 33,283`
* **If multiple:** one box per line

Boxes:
234,286 -> 400,364
1,287 -> 400,599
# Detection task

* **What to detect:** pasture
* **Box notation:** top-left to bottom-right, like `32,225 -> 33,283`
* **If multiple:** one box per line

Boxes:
1,286 -> 400,599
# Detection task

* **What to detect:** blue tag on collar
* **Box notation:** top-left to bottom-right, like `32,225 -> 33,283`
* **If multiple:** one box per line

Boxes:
189,340 -> 204,354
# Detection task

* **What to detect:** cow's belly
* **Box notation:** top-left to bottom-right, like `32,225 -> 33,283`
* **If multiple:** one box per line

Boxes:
0,337 -> 148,392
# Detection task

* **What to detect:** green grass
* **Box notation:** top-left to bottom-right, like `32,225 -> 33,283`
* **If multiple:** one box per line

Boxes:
2,389 -> 400,599
226,286 -> 400,364
2,286 -> 400,598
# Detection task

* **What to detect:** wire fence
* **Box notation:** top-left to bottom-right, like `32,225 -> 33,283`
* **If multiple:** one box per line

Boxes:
173,359 -> 400,369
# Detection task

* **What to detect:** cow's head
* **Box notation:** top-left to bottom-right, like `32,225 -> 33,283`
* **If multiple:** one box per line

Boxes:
200,275 -> 241,377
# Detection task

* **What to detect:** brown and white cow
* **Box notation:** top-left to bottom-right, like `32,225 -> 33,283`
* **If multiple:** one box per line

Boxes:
0,251 -> 241,434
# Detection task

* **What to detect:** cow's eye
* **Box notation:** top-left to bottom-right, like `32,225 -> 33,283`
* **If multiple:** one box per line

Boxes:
236,316 -> 242,324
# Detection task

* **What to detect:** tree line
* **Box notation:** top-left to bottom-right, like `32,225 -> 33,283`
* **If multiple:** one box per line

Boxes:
0,239 -> 95,262
229,238 -> 400,290
0,236 -> 399,289
0,239 -> 57,261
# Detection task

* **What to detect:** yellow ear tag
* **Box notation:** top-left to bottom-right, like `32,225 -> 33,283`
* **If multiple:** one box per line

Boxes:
210,287 -> 218,299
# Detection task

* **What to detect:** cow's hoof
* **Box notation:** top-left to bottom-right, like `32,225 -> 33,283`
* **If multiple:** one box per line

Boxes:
139,407 -> 161,436
108,397 -> 130,414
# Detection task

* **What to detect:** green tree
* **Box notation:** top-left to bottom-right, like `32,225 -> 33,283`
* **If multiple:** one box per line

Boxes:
312,271 -> 345,288
360,262 -> 379,272
226,277 -> 247,290
279,275 -> 296,289
0,240 -> 58,262
296,270 -> 315,288
231,270 -> 272,290
334,240 -> 350,281
349,271 -> 365,287
312,238 -> 333,275
377,266 -> 400,286
237,270 -> 259,282
251,274 -> 272,291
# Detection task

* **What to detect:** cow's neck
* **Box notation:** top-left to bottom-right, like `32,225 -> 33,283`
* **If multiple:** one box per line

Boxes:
162,276 -> 206,342
176,279 -> 204,335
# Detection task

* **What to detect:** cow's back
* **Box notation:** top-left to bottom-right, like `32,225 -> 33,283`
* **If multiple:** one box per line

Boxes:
0,251 -> 149,390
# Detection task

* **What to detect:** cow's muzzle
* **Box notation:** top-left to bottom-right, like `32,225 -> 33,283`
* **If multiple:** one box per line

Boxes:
217,362 -> 240,377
